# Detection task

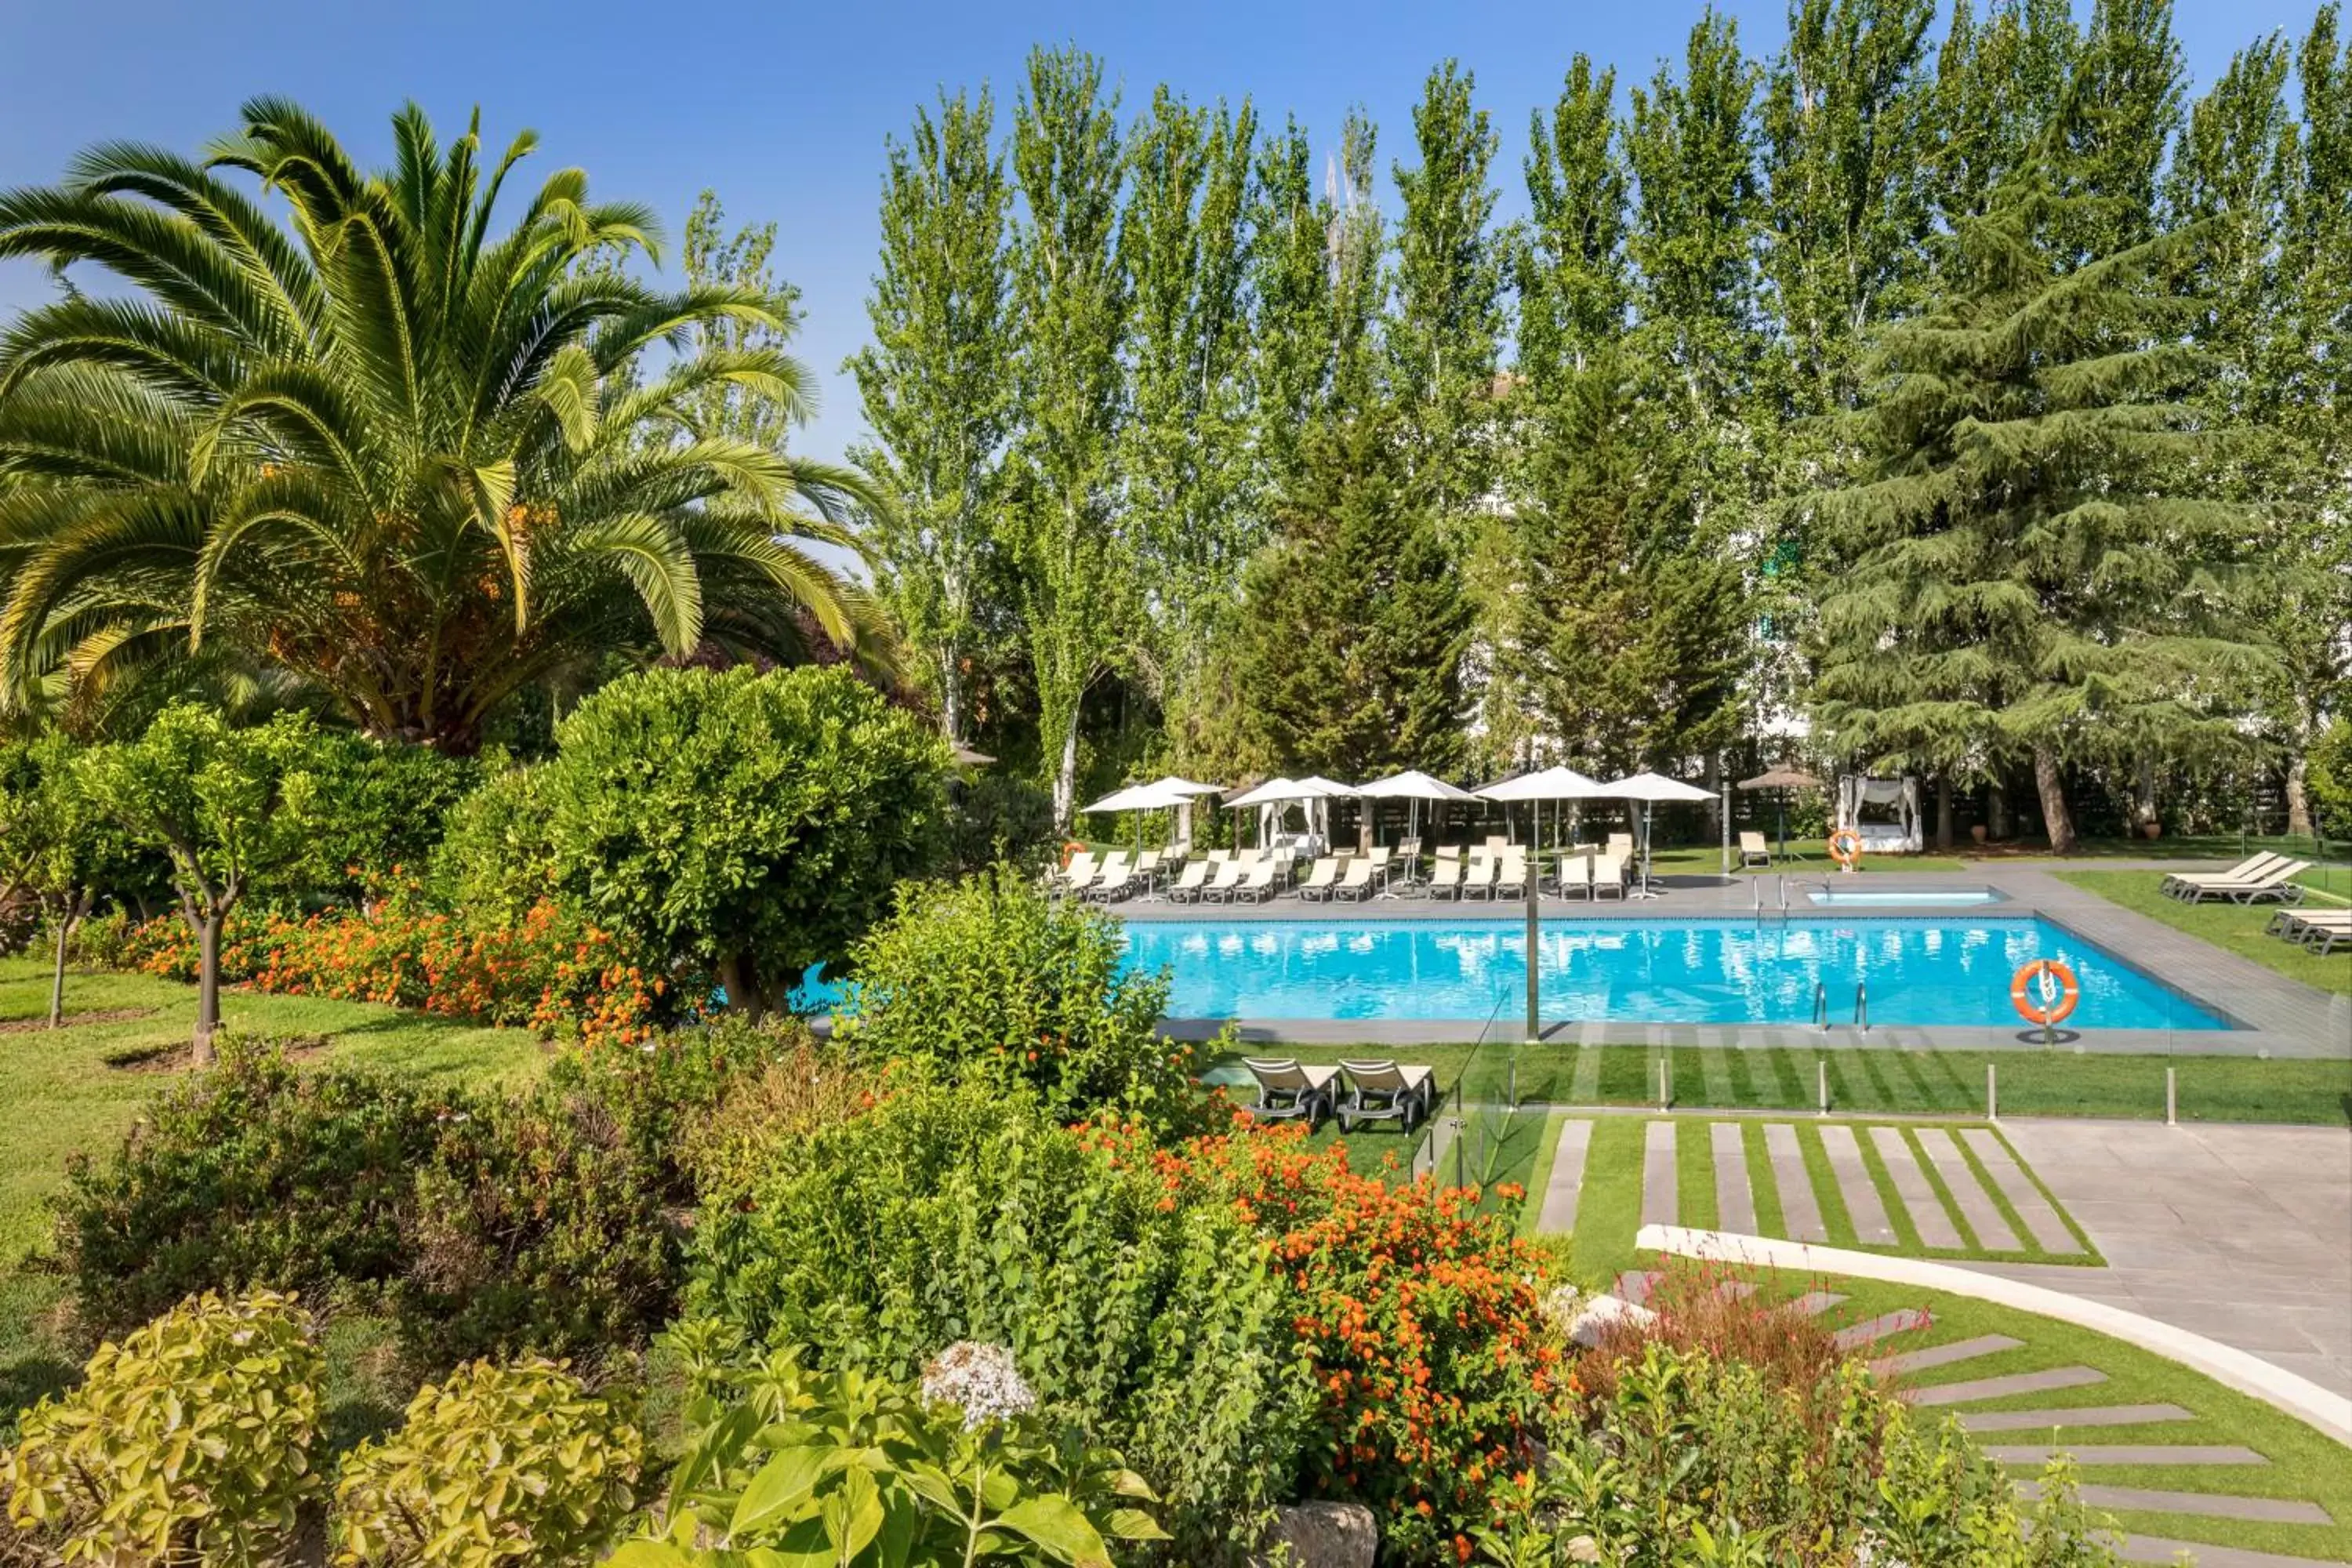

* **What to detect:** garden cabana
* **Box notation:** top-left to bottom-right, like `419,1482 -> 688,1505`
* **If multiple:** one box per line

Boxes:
1225,775 -> 1354,854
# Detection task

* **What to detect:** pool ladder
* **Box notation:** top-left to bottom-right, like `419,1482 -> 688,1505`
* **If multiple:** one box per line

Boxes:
1753,875 -> 1791,923
1813,979 -> 1870,1033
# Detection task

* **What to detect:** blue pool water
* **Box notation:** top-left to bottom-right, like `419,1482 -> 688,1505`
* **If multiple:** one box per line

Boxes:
1120,917 -> 2229,1030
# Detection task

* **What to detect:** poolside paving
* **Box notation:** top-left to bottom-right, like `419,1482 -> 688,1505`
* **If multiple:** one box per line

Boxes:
1960,1126 -> 2083,1253
1961,1120 -> 2352,1401
1918,1127 -> 2023,1251
1640,1121 -> 1677,1228
1870,1125 -> 1966,1247
1820,1123 -> 1897,1244
1711,1122 -> 1755,1232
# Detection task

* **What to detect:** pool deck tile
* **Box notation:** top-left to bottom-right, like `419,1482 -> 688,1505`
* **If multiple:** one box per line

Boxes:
1762,1123 -> 1828,1242
1641,1120 -> 1678,1229
1960,1127 -> 2083,1253
1918,1127 -> 2023,1252
1711,1122 -> 1755,1233
1820,1123 -> 1897,1245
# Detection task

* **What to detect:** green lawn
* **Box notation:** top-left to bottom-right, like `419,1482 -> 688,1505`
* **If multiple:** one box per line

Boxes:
0,956 -> 548,1439
1208,1042 -> 2352,1126
2056,869 -> 2352,996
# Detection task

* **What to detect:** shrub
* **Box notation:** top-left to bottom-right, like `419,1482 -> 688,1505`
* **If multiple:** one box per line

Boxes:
1143,1120 -> 1558,1548
685,1084 -> 1312,1557
1474,1341 -> 2118,1567
270,736 -> 480,909
833,864 -> 1201,1128
946,771 -> 1058,873
624,1333 -> 1164,1567
429,760 -> 560,924
56,1038 -> 442,1334
394,1081 -> 678,1370
333,1358 -> 642,1568
538,665 -> 950,1013
1564,1258 -> 1849,1411
2310,716 -> 2352,842
0,1291 -> 321,1564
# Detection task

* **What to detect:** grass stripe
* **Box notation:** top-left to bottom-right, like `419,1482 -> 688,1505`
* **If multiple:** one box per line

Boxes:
1900,1124 -> 1980,1251
1676,1115 -> 1719,1230
1741,1118 -> 1786,1237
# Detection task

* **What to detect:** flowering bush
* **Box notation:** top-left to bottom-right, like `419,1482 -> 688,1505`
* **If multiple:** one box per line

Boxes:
1121,1118 -> 1558,1551
95,896 -> 672,1047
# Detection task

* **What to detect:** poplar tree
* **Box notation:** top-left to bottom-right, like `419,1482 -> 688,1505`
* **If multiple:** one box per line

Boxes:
1120,89 -> 1258,709
1387,61 -> 1505,536
1004,47 -> 1131,829
1809,183 -> 2278,854
1928,0 -> 2078,234
849,88 -> 1014,742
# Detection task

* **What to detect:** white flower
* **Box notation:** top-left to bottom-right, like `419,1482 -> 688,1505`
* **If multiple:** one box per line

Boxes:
921,1341 -> 1036,1428
1540,1283 -> 1585,1335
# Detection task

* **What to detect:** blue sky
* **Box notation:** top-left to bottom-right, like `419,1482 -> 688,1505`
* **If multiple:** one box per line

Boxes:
0,0 -> 2314,466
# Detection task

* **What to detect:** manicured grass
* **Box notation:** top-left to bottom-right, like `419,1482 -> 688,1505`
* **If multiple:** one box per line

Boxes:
2056,869 -> 2352,996
0,956 -> 548,1439
1650,845 -> 1971,875
1208,1041 -> 2352,1126
1791,1277 -> 2352,1563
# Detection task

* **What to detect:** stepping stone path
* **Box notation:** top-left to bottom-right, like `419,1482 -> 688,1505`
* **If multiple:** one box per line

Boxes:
1762,1123 -> 1828,1241
1871,1334 -> 2023,1377
1868,1126 -> 1965,1249
1830,1309 -> 1933,1351
2014,1482 -> 2332,1526
1535,1120 -> 1593,1235
2109,1535 -> 2347,1567
1789,1290 -> 1847,1318
1710,1123 -> 1754,1232
1980,1444 -> 2269,1466
1959,1127 -> 2083,1254
1959,1403 -> 2194,1432
1640,1121 -> 1678,1227
1917,1127 -> 2022,1251
1905,1367 -> 2108,1406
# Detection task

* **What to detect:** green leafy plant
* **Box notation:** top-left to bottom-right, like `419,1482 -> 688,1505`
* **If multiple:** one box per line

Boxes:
537,665 -> 949,1016
686,1084 -> 1312,1556
332,1358 -> 643,1568
831,865 -> 1200,1131
617,1334 -> 1163,1566
56,1037 -> 441,1336
0,1291 -> 322,1565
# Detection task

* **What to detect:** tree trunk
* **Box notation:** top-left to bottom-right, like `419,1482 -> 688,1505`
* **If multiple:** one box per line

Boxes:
2285,754 -> 2314,840
1934,776 -> 1955,852
1051,714 -> 1080,834
194,911 -> 223,1066
718,953 -> 767,1023
2132,753 -> 2158,833
48,902 -> 75,1029
940,648 -> 964,747
1987,782 -> 2010,840
2034,746 -> 2078,856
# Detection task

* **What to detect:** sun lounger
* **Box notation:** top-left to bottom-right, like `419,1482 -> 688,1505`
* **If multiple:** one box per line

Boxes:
1242,1058 -> 1340,1127
1202,858 -> 1248,902
1298,857 -> 1341,902
1739,831 -> 1772,868
1168,859 -> 1211,902
1395,837 -> 1424,886
1083,851 -> 1134,902
1590,852 -> 1626,900
1231,858 -> 1281,903
1058,851 -> 1098,895
1461,856 -> 1497,899
2177,859 -> 2310,905
1335,857 -> 1375,902
2161,853 -> 2282,898
1427,858 -> 1464,899
2268,907 -> 2352,954
1554,854 -> 1592,899
1494,854 -> 1528,899
1334,1059 -> 1436,1134
1606,833 -> 1635,860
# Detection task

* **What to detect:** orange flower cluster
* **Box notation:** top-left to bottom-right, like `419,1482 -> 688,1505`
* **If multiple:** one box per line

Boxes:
1098,1114 -> 1559,1539
114,900 -> 670,1048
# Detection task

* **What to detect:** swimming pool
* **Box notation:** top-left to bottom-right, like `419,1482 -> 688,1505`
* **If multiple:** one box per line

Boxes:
1805,887 -> 2005,907
1121,916 -> 2229,1030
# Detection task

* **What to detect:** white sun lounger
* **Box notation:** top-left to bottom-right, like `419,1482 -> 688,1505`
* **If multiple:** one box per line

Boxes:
1590,852 -> 1627,900
1334,857 -> 1375,902
1298,857 -> 1341,902
2177,859 -> 2310,905
1167,859 -> 1211,902
2163,853 -> 2284,898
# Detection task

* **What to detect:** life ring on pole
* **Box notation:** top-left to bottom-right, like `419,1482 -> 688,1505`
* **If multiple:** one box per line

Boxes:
2009,959 -> 2081,1027
1828,829 -> 1864,871
1060,840 -> 1087,869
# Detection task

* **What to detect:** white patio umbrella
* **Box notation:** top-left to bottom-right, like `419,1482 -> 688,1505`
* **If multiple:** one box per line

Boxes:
1080,777 -> 1205,857
1475,765 -> 1607,858
1600,771 -> 1719,898
1356,768 -> 1479,844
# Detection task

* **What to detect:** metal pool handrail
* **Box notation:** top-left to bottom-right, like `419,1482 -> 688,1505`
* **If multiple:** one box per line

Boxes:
1812,979 -> 1829,1030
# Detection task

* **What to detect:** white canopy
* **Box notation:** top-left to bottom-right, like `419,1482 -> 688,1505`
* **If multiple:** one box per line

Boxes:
1357,768 -> 1479,803
1080,778 -> 1202,815
1474,764 -> 1604,803
1602,771 -> 1717,804
1157,776 -> 1225,797
1225,775 -> 1353,808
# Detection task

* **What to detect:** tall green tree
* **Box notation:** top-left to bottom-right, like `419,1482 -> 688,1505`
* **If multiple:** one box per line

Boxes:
1928,0 -> 2078,233
1518,56 -> 1631,390
848,87 -> 1015,743
1229,405 -> 1472,780
1386,61 -> 1505,538
2058,0 -> 2185,258
0,100 -> 888,747
678,190 -> 802,457
1120,89 -> 1258,710
1003,47 -> 1131,829
1809,185 -> 2278,853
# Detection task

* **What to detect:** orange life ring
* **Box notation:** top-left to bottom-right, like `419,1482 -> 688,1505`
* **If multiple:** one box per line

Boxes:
1828,829 -> 1864,868
1061,840 -> 1087,868
2010,959 -> 2081,1026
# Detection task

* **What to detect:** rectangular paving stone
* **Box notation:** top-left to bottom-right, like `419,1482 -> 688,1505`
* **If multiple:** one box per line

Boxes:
1819,1123 -> 1897,1244
1534,1120 -> 1594,1235
1906,1367 -> 2107,1406
1711,1123 -> 1755,1233
1961,1403 -> 2194,1433
1831,1308 -> 1933,1351
2013,1482 -> 2331,1526
2111,1533 -> 2338,1567
1869,1126 -> 1966,1249
1980,1444 -> 2267,1466
1871,1334 -> 2024,1377
1961,1127 -> 2083,1254
1790,1290 -> 1847,1318
1762,1123 -> 1828,1242
1613,1269 -> 1660,1307
1712,1279 -> 1757,1303
1918,1127 -> 2022,1252
1642,1120 -> 1678,1228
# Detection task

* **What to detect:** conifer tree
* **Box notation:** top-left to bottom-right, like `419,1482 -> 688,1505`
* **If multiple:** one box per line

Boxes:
1809,181 -> 2278,853
1230,404 -> 1472,780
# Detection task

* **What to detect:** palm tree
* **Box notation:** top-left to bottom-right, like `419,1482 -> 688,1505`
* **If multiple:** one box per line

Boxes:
0,99 -> 894,750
